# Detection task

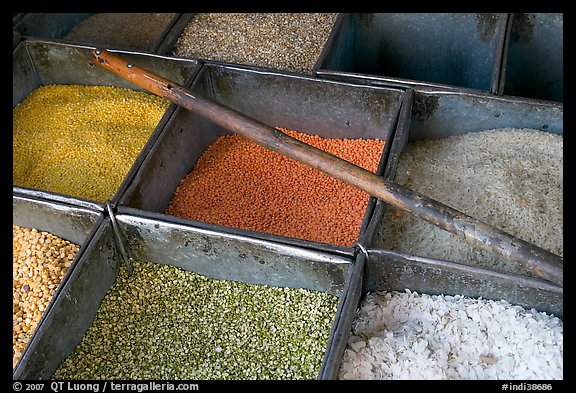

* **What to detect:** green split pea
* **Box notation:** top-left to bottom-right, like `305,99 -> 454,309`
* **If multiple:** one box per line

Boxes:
53,259 -> 339,380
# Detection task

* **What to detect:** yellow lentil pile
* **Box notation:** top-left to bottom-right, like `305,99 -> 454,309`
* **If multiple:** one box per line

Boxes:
13,84 -> 170,203
165,128 -> 384,247
13,225 -> 80,369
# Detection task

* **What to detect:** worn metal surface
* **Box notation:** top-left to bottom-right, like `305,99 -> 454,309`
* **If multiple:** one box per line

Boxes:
12,39 -> 202,206
14,210 -> 353,380
319,249 -> 562,380
13,12 -> 26,26
12,13 -> 190,55
13,216 -> 116,381
319,252 -> 366,380
13,39 -> 202,106
102,52 -> 564,283
13,30 -> 22,49
315,13 -> 508,93
13,192 -> 102,246
118,61 -> 404,252
12,192 -> 103,377
365,250 -> 563,317
379,181 -> 563,285
500,13 -> 563,102
13,13 -> 93,39
13,187 -> 103,213
155,13 -> 197,56
117,209 -> 351,295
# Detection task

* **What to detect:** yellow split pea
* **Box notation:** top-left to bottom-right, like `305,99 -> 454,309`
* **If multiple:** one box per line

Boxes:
13,84 -> 169,203
13,225 -> 80,369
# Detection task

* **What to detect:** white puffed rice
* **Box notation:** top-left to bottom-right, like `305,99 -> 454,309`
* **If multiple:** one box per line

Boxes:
338,290 -> 563,380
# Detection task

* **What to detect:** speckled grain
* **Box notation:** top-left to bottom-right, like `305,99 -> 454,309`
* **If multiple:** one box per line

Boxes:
173,13 -> 339,74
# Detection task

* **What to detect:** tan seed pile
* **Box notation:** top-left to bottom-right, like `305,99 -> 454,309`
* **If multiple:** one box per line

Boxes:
173,13 -> 339,74
13,84 -> 170,203
13,225 -> 80,369
165,129 -> 384,247
64,13 -> 177,51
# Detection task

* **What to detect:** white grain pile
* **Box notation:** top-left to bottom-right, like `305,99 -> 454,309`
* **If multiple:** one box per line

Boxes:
338,290 -> 563,380
376,128 -> 563,277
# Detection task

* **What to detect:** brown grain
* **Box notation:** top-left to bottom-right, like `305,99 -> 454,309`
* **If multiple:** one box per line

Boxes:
64,13 -> 177,51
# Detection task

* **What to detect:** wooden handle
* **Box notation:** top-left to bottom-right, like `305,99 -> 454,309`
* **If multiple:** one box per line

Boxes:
92,49 -> 563,287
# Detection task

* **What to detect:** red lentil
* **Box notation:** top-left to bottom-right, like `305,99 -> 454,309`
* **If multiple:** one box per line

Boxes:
165,128 -> 384,247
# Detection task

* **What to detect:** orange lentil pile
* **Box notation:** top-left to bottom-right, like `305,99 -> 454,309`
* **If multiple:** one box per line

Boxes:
13,225 -> 80,368
165,128 -> 384,247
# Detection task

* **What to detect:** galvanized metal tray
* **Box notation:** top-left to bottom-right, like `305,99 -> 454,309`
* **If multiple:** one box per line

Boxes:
12,13 -> 196,55
12,39 -> 202,206
12,191 -> 103,376
498,13 -> 563,102
12,17 -> 563,380
117,60 -> 406,255
13,13 -> 92,39
319,249 -> 563,379
155,13 -> 197,56
321,90 -> 563,378
314,13 -> 509,94
14,207 -> 355,380
370,87 -> 562,276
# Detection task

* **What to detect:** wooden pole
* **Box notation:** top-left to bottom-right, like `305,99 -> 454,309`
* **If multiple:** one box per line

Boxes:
92,49 -> 563,287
